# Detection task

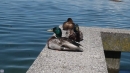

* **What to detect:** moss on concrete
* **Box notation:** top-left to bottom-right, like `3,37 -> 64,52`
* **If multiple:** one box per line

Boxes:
101,32 -> 130,52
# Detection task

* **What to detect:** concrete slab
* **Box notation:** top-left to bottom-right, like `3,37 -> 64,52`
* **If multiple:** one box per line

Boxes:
26,26 -> 130,73
101,32 -> 130,51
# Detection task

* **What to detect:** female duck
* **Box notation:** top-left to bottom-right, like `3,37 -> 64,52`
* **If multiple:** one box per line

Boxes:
62,18 -> 83,42
62,18 -> 75,38
47,27 -> 83,52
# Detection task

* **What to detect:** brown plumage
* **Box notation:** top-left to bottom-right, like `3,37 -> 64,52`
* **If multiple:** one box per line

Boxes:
62,18 -> 83,42
69,30 -> 83,42
62,18 -> 75,30
69,24 -> 83,42
47,27 -> 83,52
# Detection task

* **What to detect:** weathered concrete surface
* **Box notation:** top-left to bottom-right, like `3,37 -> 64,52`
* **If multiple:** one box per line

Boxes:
26,26 -> 130,73
101,32 -> 130,52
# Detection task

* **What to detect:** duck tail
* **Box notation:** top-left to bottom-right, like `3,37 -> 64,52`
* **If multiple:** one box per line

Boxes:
61,46 -> 83,52
78,47 -> 83,52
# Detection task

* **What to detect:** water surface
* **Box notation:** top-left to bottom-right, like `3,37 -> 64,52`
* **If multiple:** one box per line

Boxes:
0,0 -> 130,73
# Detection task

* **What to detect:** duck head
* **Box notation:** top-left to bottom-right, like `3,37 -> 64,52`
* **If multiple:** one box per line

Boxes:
74,24 -> 79,32
62,18 -> 75,30
47,27 -> 62,38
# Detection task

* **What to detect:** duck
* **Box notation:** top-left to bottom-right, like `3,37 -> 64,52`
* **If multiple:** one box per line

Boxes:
62,18 -> 83,42
69,24 -> 83,42
62,18 -> 75,38
47,27 -> 83,52
62,18 -> 75,30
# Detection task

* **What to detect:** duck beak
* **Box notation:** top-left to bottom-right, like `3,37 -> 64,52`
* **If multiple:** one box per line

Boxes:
47,29 -> 53,32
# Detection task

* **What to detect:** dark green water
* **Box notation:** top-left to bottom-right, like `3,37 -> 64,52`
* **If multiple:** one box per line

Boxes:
0,0 -> 130,73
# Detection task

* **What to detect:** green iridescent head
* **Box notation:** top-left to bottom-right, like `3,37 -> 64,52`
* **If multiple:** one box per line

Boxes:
47,27 -> 62,38
74,24 -> 79,32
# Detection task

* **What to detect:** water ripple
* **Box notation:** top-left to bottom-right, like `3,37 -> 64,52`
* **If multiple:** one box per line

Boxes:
0,0 -> 130,73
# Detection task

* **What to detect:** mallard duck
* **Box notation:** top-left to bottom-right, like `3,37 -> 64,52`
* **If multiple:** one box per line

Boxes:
69,24 -> 83,42
63,18 -> 75,30
47,27 -> 83,52
62,18 -> 75,38
62,18 -> 83,42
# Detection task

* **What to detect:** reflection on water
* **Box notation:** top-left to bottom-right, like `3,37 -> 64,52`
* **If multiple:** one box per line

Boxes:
0,0 -> 130,73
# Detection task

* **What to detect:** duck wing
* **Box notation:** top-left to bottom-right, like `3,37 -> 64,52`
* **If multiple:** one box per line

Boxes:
60,38 -> 83,52
61,37 -> 82,47
47,36 -> 62,50
47,37 -> 83,52
75,30 -> 83,42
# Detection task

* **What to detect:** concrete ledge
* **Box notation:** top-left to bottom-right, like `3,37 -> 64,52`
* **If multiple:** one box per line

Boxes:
27,26 -> 130,73
101,32 -> 130,51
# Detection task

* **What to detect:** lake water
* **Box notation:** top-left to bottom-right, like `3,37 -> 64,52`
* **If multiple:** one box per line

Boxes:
0,0 -> 130,73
